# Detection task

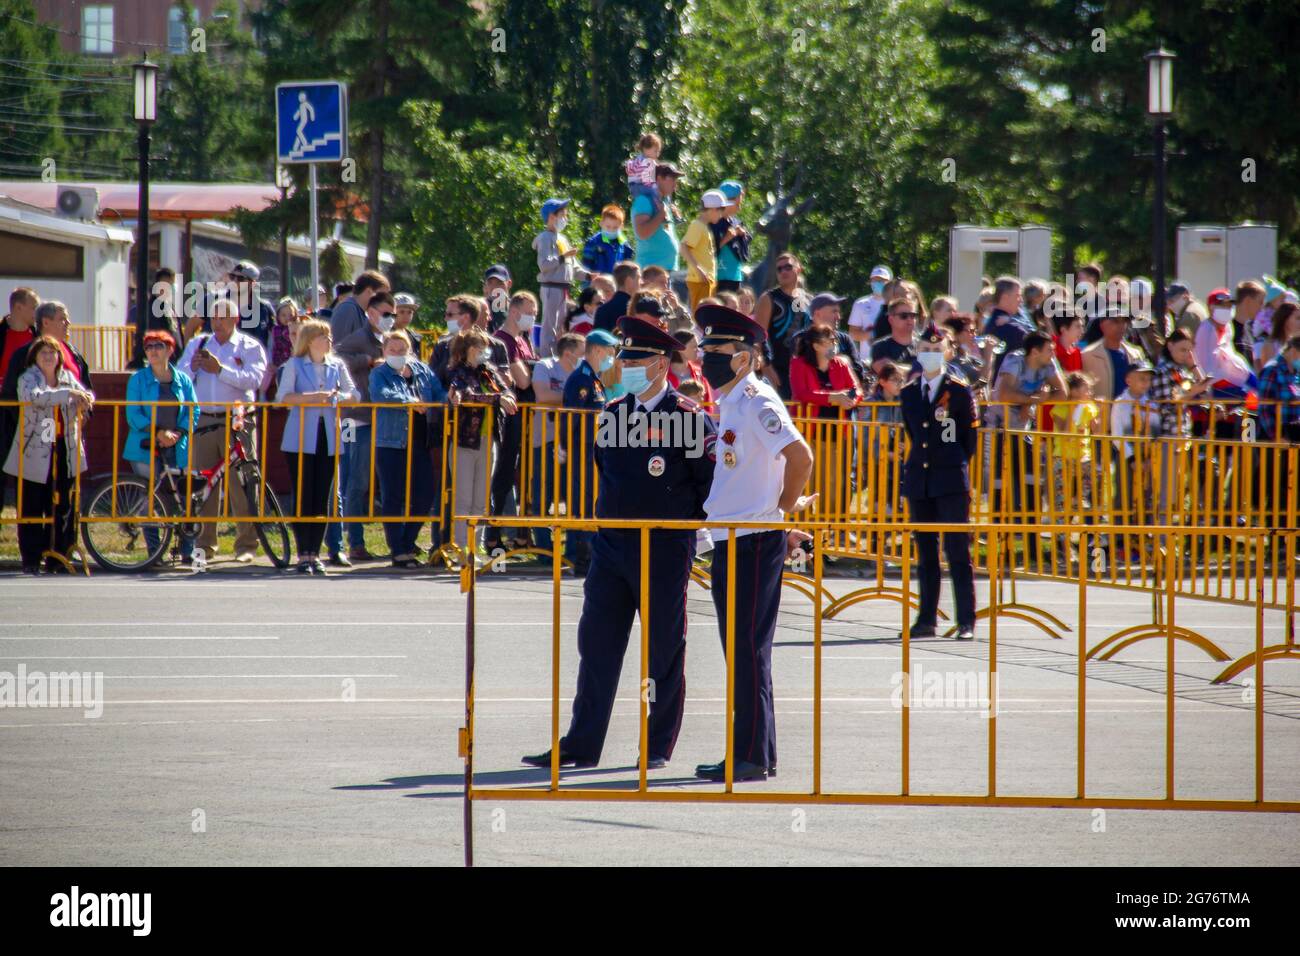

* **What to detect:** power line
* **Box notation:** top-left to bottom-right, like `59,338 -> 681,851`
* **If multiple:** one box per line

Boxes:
0,58 -> 132,83
0,116 -> 133,134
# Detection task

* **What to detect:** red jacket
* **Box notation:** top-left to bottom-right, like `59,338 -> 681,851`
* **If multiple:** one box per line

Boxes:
790,354 -> 862,420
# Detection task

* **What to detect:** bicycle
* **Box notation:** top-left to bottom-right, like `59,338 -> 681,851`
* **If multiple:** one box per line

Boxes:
80,412 -> 293,572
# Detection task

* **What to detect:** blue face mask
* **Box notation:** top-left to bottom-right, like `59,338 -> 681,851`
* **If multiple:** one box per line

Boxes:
871,281 -> 886,297
620,364 -> 651,396
597,354 -> 614,373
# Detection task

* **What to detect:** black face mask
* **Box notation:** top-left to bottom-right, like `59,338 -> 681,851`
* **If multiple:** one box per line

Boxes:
701,351 -> 738,389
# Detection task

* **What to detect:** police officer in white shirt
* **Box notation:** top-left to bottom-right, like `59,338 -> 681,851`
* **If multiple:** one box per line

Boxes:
177,297 -> 268,561
694,304 -> 815,782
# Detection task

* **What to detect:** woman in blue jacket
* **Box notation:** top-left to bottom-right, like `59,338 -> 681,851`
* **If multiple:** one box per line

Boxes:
369,329 -> 447,569
124,330 -> 200,562
279,319 -> 359,574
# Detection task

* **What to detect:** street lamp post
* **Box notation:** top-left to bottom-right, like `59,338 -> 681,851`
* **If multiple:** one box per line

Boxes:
133,60 -> 159,336
1146,47 -> 1175,323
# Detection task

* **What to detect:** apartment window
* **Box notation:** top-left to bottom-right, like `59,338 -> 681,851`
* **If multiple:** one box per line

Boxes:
168,6 -> 188,55
81,5 -> 114,55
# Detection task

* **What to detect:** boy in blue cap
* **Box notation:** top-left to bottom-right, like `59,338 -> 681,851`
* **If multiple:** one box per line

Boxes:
535,197 -> 590,357
711,180 -> 751,293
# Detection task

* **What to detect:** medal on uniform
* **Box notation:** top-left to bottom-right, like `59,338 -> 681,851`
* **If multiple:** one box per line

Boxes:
723,449 -> 737,468
579,387 -> 588,399
935,406 -> 947,421
722,429 -> 736,444
647,455 -> 665,477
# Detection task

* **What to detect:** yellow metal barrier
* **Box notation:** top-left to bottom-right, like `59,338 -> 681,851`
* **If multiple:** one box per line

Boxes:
68,324 -> 134,372
457,515 -> 1299,865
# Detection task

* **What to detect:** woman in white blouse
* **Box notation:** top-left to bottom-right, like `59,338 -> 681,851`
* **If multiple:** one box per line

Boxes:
278,320 -> 359,574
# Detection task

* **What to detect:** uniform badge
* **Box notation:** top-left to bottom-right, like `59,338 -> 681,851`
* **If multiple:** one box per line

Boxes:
743,383 -> 758,398
759,407 -> 782,434
721,429 -> 736,445
647,455 -> 665,477
579,388 -> 588,399
723,449 -> 737,468
935,406 -> 947,421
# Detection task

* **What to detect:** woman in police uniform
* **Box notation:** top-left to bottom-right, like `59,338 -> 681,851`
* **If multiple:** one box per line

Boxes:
900,324 -> 979,640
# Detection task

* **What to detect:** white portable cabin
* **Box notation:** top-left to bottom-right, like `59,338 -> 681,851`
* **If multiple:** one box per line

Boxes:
0,197 -> 133,327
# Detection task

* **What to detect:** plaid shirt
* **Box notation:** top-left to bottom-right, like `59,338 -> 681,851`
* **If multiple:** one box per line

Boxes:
1257,354 -> 1300,441
1150,357 -> 1196,437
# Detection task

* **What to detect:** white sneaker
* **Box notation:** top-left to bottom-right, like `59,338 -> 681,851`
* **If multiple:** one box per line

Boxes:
235,551 -> 255,564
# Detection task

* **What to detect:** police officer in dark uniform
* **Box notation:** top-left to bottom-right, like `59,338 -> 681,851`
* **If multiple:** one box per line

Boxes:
561,328 -> 618,575
524,317 -> 717,769
900,324 -> 979,640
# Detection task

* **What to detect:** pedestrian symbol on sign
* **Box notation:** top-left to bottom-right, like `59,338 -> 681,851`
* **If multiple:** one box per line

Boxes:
292,92 -> 315,155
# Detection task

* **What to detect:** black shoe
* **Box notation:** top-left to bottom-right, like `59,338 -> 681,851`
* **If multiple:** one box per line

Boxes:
328,551 -> 352,568
295,560 -> 314,575
390,556 -> 421,569
900,623 -> 937,639
348,546 -> 377,562
521,749 -> 596,769
43,563 -> 70,575
570,561 -> 590,578
955,625 -> 975,641
767,764 -> 777,778
694,759 -> 768,782
645,755 -> 668,770
21,565 -> 40,576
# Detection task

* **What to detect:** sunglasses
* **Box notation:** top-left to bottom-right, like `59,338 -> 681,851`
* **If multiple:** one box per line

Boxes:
891,311 -> 919,320
382,313 -> 396,320
144,342 -> 169,351
776,264 -> 795,273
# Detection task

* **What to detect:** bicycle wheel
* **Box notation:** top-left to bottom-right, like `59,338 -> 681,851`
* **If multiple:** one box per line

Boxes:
80,474 -> 174,572
240,465 -> 292,569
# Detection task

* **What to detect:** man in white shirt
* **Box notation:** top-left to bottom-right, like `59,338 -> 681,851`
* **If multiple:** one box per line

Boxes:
848,263 -> 892,361
694,304 -> 815,783
1194,287 -> 1256,397
177,297 -> 268,562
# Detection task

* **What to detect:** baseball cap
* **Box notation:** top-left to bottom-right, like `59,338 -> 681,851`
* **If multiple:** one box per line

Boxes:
1166,281 -> 1190,299
229,260 -> 260,281
719,180 -> 744,200
1263,275 -> 1287,303
540,197 -> 571,225
1127,358 -> 1155,375
394,293 -> 418,308
701,189 -> 727,209
1207,287 -> 1232,306
484,264 -> 511,283
869,265 -> 893,281
654,162 -> 685,180
808,292 -> 847,313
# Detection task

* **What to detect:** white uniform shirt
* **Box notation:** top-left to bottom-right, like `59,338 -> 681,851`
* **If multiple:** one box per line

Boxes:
704,372 -> 803,542
848,294 -> 884,360
178,330 -> 268,414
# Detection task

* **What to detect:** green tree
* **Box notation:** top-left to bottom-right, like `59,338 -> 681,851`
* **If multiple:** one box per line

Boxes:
396,101 -> 559,310
493,0 -> 688,211
151,0 -> 265,182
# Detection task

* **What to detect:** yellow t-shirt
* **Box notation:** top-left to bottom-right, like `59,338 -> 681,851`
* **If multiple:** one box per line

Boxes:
682,217 -> 716,282
1051,401 -> 1099,462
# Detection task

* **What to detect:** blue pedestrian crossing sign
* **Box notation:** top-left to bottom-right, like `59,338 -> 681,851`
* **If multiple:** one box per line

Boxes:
275,81 -> 348,164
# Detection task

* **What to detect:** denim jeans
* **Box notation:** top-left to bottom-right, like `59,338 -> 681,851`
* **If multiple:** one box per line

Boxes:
130,459 -> 194,560
343,422 -> 375,549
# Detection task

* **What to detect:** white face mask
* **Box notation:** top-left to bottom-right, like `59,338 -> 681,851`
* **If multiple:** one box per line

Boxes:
375,312 -> 395,333
385,353 -> 408,371
1212,307 -> 1233,324
916,351 -> 945,374
517,314 -> 536,332
556,216 -> 568,232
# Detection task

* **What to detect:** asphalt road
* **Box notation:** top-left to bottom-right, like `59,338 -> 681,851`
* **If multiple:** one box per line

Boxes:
1,563 -> 1297,866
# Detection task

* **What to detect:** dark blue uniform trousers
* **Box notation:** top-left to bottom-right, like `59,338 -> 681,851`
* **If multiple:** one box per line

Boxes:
908,492 -> 976,628
561,530 -> 693,762
710,529 -> 786,769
